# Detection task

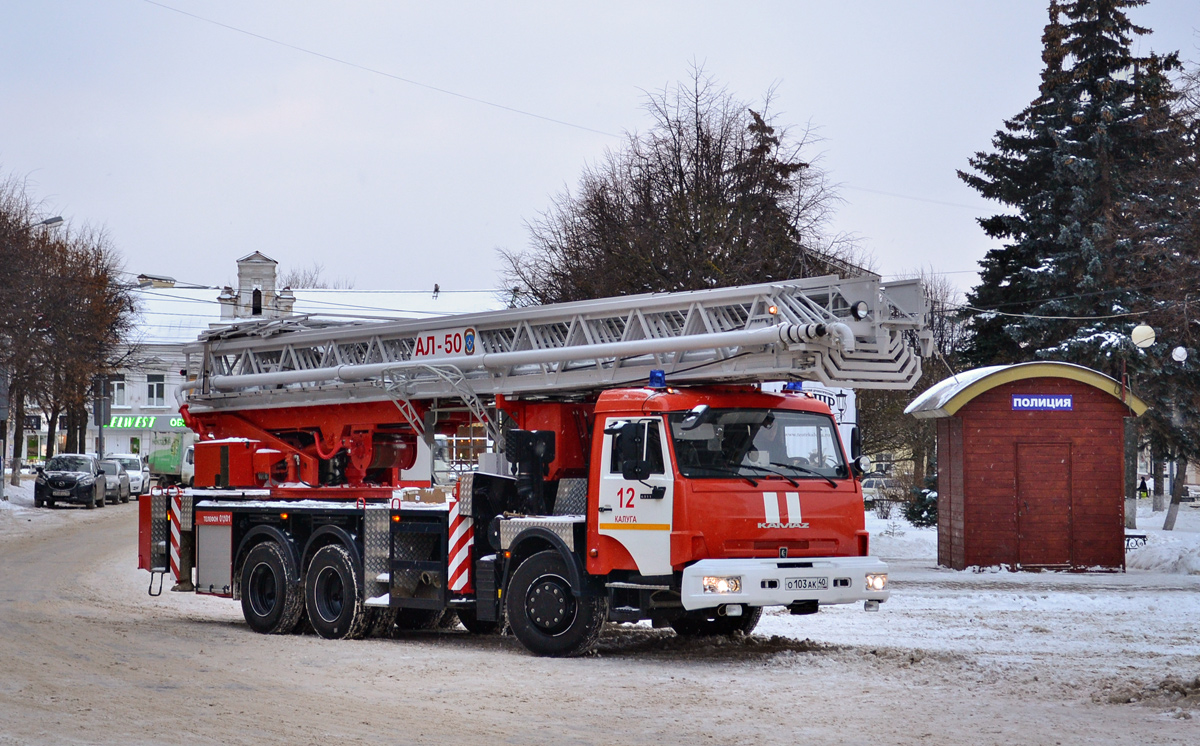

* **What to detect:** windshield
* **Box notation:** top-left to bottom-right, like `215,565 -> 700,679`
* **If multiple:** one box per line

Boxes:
47,455 -> 92,472
668,408 -> 847,480
99,460 -> 120,473
117,457 -> 141,471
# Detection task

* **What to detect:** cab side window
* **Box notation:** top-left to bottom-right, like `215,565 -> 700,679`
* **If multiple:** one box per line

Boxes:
608,421 -> 665,475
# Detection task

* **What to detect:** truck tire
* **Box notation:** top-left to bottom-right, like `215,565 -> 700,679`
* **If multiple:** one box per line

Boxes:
365,608 -> 396,638
506,550 -> 607,657
670,606 -> 763,637
393,608 -> 447,631
305,544 -> 370,640
240,541 -> 304,635
455,606 -> 500,635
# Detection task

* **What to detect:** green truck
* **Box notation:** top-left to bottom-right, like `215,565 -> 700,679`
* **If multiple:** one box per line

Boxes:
146,431 -> 195,487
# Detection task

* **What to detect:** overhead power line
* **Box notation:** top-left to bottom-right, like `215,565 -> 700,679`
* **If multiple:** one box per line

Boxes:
140,0 -> 619,138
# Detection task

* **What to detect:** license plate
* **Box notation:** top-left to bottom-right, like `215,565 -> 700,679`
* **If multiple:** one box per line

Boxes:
785,577 -> 828,591
53,490 -> 70,497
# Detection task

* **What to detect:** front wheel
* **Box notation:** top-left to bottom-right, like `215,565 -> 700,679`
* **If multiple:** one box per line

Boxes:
506,550 -> 607,657
240,541 -> 304,634
305,544 -> 370,640
671,606 -> 763,637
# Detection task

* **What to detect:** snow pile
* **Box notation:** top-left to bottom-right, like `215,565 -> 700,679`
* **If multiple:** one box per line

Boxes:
1126,502 -> 1200,575
865,513 -> 938,560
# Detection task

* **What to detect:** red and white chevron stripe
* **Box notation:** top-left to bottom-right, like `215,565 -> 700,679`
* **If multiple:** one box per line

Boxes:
447,494 -> 473,593
169,489 -> 182,583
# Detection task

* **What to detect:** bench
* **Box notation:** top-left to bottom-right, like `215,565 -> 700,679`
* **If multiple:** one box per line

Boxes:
1124,533 -> 1148,549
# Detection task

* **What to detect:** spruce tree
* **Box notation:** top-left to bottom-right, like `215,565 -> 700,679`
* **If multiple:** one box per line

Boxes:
960,0 -> 1200,461
960,0 -> 1186,372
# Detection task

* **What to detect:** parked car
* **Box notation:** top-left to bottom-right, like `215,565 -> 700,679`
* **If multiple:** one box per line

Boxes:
110,453 -> 150,495
34,454 -> 106,509
97,459 -> 132,504
861,475 -> 900,505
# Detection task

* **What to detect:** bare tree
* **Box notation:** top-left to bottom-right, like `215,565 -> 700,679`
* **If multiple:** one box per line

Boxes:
1,173 -> 137,481
501,67 -> 871,305
278,261 -> 354,289
33,228 -> 137,458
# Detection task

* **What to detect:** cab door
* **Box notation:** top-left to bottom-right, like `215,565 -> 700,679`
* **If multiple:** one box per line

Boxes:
597,417 -> 675,575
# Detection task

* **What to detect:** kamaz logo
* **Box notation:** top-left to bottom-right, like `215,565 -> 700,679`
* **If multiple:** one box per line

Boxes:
760,492 -> 805,530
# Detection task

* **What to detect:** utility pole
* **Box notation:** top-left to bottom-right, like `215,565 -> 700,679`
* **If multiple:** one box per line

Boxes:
0,366 -> 8,502
93,377 -> 111,460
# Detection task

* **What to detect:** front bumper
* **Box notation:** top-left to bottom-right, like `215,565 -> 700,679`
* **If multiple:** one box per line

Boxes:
38,484 -> 96,504
680,556 -> 890,611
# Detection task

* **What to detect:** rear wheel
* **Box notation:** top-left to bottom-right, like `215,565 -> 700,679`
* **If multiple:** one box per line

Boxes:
305,544 -> 370,640
393,607 -> 448,631
240,541 -> 304,634
671,606 -> 763,637
506,550 -> 607,657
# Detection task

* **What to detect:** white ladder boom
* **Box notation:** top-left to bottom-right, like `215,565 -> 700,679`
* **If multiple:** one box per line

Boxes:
183,275 -> 930,412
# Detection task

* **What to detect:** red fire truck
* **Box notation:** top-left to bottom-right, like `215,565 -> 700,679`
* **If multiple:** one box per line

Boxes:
139,275 -> 928,656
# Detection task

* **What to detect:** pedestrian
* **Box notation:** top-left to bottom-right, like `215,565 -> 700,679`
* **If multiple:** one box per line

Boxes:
1137,476 -> 1149,499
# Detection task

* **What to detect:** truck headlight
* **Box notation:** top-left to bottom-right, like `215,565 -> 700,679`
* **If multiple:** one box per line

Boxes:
865,573 -> 888,592
702,576 -> 741,594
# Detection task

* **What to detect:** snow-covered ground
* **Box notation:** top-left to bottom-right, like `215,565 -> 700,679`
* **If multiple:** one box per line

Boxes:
4,473 -> 1198,723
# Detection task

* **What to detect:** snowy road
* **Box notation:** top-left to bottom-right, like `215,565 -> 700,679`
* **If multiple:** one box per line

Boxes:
0,493 -> 1198,745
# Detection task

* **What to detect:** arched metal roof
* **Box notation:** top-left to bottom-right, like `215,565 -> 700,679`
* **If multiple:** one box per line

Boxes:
904,361 -> 1148,419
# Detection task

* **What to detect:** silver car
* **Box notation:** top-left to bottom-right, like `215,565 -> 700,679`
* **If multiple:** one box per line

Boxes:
97,459 -> 132,504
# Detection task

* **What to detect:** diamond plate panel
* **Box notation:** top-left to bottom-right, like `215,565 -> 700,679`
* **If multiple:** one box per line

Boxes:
180,493 -> 193,529
457,472 -> 474,514
553,478 -> 588,516
498,517 -> 582,551
391,533 -> 438,597
364,505 -> 390,595
150,492 -> 168,570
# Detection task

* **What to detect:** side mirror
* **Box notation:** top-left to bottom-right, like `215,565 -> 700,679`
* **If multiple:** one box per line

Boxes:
621,460 -> 652,482
850,427 -> 861,460
680,404 -> 710,431
35,466 -> 43,475
852,455 -> 871,477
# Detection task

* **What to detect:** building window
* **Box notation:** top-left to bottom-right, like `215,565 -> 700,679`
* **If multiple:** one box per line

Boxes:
252,288 -> 263,315
112,380 -> 127,408
147,375 -> 166,407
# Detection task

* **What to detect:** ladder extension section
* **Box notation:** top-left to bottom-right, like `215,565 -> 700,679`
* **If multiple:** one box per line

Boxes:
183,275 -> 929,411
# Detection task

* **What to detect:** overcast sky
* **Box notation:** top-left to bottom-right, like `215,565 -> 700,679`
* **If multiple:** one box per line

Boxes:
3,1 -> 1197,299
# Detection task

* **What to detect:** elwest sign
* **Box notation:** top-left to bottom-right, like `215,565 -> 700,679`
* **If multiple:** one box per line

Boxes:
106,415 -> 188,430
1011,394 -> 1073,411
